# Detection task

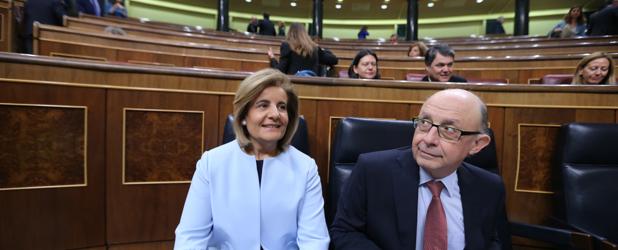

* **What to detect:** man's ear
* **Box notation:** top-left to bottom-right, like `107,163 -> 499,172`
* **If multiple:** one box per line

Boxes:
469,134 -> 490,155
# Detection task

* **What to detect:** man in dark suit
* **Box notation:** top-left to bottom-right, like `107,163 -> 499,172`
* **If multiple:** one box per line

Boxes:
422,44 -> 467,83
331,89 -> 511,249
76,0 -> 101,16
22,0 -> 67,54
587,0 -> 618,36
258,13 -> 276,36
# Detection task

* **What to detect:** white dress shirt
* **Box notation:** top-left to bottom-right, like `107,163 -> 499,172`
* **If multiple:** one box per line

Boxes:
416,167 -> 466,250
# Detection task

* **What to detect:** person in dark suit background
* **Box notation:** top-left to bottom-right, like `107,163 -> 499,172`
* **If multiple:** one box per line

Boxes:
22,0 -> 67,54
330,89 -> 511,249
587,0 -> 618,36
422,44 -> 468,83
258,13 -> 276,36
77,0 -> 102,16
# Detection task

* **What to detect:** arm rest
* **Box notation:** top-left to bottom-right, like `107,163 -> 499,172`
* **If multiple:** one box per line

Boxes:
510,221 -> 594,249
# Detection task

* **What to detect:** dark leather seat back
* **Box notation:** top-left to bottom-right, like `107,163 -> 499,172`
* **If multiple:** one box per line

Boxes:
221,114 -> 311,156
555,123 -> 618,243
541,74 -> 572,84
326,117 -> 499,224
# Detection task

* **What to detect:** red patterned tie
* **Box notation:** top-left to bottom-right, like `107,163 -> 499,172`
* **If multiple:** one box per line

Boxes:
423,180 -> 447,250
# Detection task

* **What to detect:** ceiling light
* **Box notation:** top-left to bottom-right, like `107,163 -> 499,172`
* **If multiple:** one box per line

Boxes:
427,2 -> 434,7
380,4 -> 387,9
290,1 -> 296,7
384,0 -> 390,2
335,3 -> 341,9
337,0 -> 343,2
476,0 -> 483,3
245,0 -> 251,2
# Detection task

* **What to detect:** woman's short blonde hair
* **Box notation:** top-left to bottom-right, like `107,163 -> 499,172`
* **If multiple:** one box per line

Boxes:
232,68 -> 299,153
408,41 -> 428,57
572,52 -> 616,85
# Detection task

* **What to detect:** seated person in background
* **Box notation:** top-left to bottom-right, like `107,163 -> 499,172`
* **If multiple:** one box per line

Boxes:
548,6 -> 586,38
408,41 -> 428,57
268,23 -> 338,77
258,13 -> 277,36
77,0 -> 101,16
277,21 -> 286,36
571,52 -> 616,85
107,0 -> 127,18
330,89 -> 511,250
358,25 -> 369,40
247,16 -> 258,33
422,44 -> 467,82
174,68 -> 330,249
22,0 -> 67,54
348,49 -> 380,79
389,34 -> 398,45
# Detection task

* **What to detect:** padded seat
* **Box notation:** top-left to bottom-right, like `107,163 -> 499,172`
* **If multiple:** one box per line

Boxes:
405,73 -> 425,81
541,74 -> 572,84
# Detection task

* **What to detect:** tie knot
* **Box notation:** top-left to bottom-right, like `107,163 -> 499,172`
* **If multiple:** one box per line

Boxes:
426,180 -> 444,197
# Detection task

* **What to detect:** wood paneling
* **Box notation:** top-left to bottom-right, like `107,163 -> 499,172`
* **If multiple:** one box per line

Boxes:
0,80 -> 106,250
0,104 -> 86,189
106,89 -> 220,244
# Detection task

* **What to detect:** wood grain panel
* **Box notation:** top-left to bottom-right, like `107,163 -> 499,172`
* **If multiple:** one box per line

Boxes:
106,89 -> 220,245
0,80 -> 106,250
123,109 -> 204,183
516,124 -> 560,194
0,104 -> 86,189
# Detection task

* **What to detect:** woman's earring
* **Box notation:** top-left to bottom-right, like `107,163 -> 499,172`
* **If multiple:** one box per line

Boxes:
242,120 -> 247,126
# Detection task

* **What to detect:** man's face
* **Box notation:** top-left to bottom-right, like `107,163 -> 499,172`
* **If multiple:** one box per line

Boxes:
412,90 -> 489,178
426,53 -> 454,82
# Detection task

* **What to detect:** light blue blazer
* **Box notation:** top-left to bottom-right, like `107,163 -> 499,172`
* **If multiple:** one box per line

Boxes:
174,140 -> 329,250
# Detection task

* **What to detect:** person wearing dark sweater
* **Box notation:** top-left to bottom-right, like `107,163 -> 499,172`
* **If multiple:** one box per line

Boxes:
422,44 -> 467,83
268,23 -> 338,77
258,13 -> 276,36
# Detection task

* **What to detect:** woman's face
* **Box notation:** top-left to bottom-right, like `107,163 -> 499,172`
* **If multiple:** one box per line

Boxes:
581,58 -> 610,84
569,8 -> 581,18
244,86 -> 289,149
353,54 -> 377,79
409,46 -> 421,57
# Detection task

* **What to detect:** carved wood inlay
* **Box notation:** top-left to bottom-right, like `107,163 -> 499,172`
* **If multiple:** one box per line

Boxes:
516,124 -> 560,194
123,109 -> 203,183
0,104 -> 86,189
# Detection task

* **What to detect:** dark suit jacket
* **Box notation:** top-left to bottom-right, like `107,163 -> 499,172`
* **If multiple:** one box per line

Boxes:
330,147 -> 511,250
587,5 -> 618,36
23,0 -> 66,36
422,74 -> 468,83
77,0 -> 100,16
258,18 -> 276,36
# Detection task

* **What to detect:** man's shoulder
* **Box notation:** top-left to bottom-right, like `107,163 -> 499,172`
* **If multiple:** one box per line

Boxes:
357,146 -> 411,166
421,75 -> 430,81
461,162 -> 503,186
450,75 -> 468,82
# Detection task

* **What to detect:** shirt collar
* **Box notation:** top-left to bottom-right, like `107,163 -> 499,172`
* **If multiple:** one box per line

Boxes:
419,166 -> 459,197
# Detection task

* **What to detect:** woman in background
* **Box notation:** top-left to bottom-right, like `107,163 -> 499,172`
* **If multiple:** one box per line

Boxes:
268,23 -> 338,76
357,25 -> 369,40
407,41 -> 428,57
549,6 -> 586,38
348,49 -> 380,79
572,52 -> 616,85
174,69 -> 330,249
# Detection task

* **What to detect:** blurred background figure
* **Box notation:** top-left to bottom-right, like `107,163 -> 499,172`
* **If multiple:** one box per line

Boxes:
77,0 -> 102,16
549,6 -> 586,38
258,13 -> 276,36
278,21 -> 286,36
107,0 -> 127,18
389,34 -> 398,45
587,0 -> 618,36
22,0 -> 67,54
357,25 -> 369,40
486,16 -> 506,35
268,23 -> 338,76
408,41 -> 428,57
247,16 -> 258,33
571,52 -> 616,85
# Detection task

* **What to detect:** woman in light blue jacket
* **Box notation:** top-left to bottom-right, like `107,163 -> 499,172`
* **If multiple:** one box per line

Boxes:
548,6 -> 586,38
174,68 -> 329,250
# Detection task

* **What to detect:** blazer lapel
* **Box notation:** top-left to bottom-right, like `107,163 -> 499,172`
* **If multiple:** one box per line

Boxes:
392,149 -> 420,249
457,164 -> 480,249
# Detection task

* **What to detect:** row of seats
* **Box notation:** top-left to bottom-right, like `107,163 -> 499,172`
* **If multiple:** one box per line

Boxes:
219,113 -> 617,248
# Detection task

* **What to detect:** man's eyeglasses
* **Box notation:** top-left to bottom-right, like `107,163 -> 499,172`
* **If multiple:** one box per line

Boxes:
412,117 -> 482,142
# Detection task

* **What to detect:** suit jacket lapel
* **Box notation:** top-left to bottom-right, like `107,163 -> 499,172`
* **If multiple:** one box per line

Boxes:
458,164 -> 479,249
392,149 -> 420,249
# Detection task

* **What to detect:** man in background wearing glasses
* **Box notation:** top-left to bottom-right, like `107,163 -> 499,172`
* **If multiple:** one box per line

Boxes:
331,89 -> 511,249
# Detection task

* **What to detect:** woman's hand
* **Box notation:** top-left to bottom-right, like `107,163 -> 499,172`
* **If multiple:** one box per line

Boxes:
267,47 -> 275,59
